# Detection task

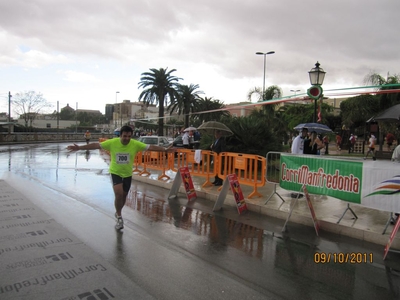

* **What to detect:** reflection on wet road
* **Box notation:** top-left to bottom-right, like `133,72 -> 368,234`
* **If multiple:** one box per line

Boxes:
1,142 -> 400,299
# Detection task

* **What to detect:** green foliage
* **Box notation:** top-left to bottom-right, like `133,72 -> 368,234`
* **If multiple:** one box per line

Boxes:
76,112 -> 105,126
247,85 -> 282,102
168,83 -> 203,128
340,94 -> 379,128
192,97 -> 230,124
222,115 -> 283,156
59,108 -> 75,120
281,102 -> 333,129
364,72 -> 400,111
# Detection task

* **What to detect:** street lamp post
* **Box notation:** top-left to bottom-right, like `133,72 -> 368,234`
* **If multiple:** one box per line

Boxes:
256,51 -> 275,100
116,91 -> 120,127
75,102 -> 78,133
307,62 -> 326,122
290,89 -> 301,97
290,89 -> 301,105
8,91 -> 12,134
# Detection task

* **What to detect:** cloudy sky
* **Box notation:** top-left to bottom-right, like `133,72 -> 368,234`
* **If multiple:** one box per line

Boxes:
0,0 -> 399,116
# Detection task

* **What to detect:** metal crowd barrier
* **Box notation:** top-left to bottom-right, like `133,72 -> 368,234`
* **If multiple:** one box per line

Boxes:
265,152 -> 285,204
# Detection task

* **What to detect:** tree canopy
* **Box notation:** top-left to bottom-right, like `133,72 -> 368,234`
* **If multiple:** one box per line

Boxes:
138,68 -> 181,135
12,91 -> 52,128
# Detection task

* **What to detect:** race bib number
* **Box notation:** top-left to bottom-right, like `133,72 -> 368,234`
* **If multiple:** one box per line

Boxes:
116,152 -> 130,164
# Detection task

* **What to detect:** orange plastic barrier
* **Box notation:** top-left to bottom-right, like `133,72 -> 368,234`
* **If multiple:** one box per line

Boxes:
134,151 -> 170,180
169,149 -> 217,186
217,152 -> 266,199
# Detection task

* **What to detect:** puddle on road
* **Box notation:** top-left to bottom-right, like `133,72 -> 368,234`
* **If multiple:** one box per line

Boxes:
125,189 -> 266,257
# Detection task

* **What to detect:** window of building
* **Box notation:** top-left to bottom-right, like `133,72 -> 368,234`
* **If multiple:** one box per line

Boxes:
46,123 -> 51,128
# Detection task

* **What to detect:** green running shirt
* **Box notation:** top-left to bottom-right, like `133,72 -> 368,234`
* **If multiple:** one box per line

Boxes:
101,138 -> 147,178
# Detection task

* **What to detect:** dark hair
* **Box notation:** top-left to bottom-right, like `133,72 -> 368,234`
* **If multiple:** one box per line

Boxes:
120,125 -> 133,135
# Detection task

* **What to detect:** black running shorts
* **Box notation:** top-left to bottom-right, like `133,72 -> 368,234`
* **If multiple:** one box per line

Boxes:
111,174 -> 132,193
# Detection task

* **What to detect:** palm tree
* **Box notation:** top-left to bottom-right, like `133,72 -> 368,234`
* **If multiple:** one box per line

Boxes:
364,72 -> 400,111
168,84 -> 203,128
247,85 -> 282,116
138,68 -> 181,136
193,97 -> 230,124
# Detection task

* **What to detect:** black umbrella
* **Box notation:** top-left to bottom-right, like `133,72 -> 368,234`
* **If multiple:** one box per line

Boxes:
371,104 -> 400,122
294,123 -> 332,134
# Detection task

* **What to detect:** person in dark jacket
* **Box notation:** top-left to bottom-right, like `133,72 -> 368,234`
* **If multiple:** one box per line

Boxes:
210,130 -> 226,186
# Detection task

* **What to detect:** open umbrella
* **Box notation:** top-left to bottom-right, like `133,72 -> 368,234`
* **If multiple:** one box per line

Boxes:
294,123 -> 332,134
371,104 -> 400,122
197,121 -> 233,136
183,126 -> 197,132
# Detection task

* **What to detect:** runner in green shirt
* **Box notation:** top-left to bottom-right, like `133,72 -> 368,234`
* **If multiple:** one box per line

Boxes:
67,125 -> 173,230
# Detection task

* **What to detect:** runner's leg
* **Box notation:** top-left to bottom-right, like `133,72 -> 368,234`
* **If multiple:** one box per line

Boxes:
113,183 -> 125,217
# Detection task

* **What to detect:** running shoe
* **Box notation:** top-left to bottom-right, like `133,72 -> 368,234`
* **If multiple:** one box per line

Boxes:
115,213 -> 124,230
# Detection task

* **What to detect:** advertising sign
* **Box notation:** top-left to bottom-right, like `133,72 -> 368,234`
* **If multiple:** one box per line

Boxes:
384,216 -> 400,260
280,155 -> 363,203
228,174 -> 247,214
303,185 -> 319,236
179,167 -> 197,201
280,154 -> 400,213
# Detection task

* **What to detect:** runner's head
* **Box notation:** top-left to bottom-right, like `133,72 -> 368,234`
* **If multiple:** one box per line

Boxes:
120,126 -> 133,145
301,127 -> 308,138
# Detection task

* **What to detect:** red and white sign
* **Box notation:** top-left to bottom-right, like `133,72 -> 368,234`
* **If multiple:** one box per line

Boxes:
179,167 -> 197,201
303,185 -> 320,236
228,174 -> 247,214
384,215 -> 400,260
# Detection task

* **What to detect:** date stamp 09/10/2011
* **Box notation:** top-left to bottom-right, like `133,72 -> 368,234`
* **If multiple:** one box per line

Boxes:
314,252 -> 373,264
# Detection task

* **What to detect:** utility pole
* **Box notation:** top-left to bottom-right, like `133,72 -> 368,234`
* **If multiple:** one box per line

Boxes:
75,102 -> 78,133
57,101 -> 59,135
8,91 -> 12,134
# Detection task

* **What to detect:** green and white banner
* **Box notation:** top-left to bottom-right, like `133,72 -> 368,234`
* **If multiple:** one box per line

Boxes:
280,154 -> 400,213
280,154 -> 363,203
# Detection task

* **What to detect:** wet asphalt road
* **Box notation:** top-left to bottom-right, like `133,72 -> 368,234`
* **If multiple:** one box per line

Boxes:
0,142 -> 400,300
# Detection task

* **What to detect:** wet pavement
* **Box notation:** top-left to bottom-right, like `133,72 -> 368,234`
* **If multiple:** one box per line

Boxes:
1,142 -> 400,299
138,164 -> 400,250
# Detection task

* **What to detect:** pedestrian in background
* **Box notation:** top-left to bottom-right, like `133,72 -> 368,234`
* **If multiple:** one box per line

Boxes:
304,131 -> 324,155
349,134 -> 356,153
322,135 -> 329,154
364,134 -> 376,160
84,130 -> 91,144
210,130 -> 226,186
386,132 -> 395,151
182,131 -> 190,148
291,127 -> 308,154
336,134 -> 342,151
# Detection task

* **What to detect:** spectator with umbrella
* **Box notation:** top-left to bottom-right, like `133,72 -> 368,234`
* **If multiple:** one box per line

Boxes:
197,121 -> 233,186
210,130 -> 226,186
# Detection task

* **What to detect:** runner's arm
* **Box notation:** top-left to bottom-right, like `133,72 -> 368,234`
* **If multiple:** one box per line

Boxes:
147,143 -> 174,153
67,143 -> 101,151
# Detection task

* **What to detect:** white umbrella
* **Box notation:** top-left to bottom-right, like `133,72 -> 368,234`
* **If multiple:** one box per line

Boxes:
197,121 -> 233,136
183,126 -> 197,132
